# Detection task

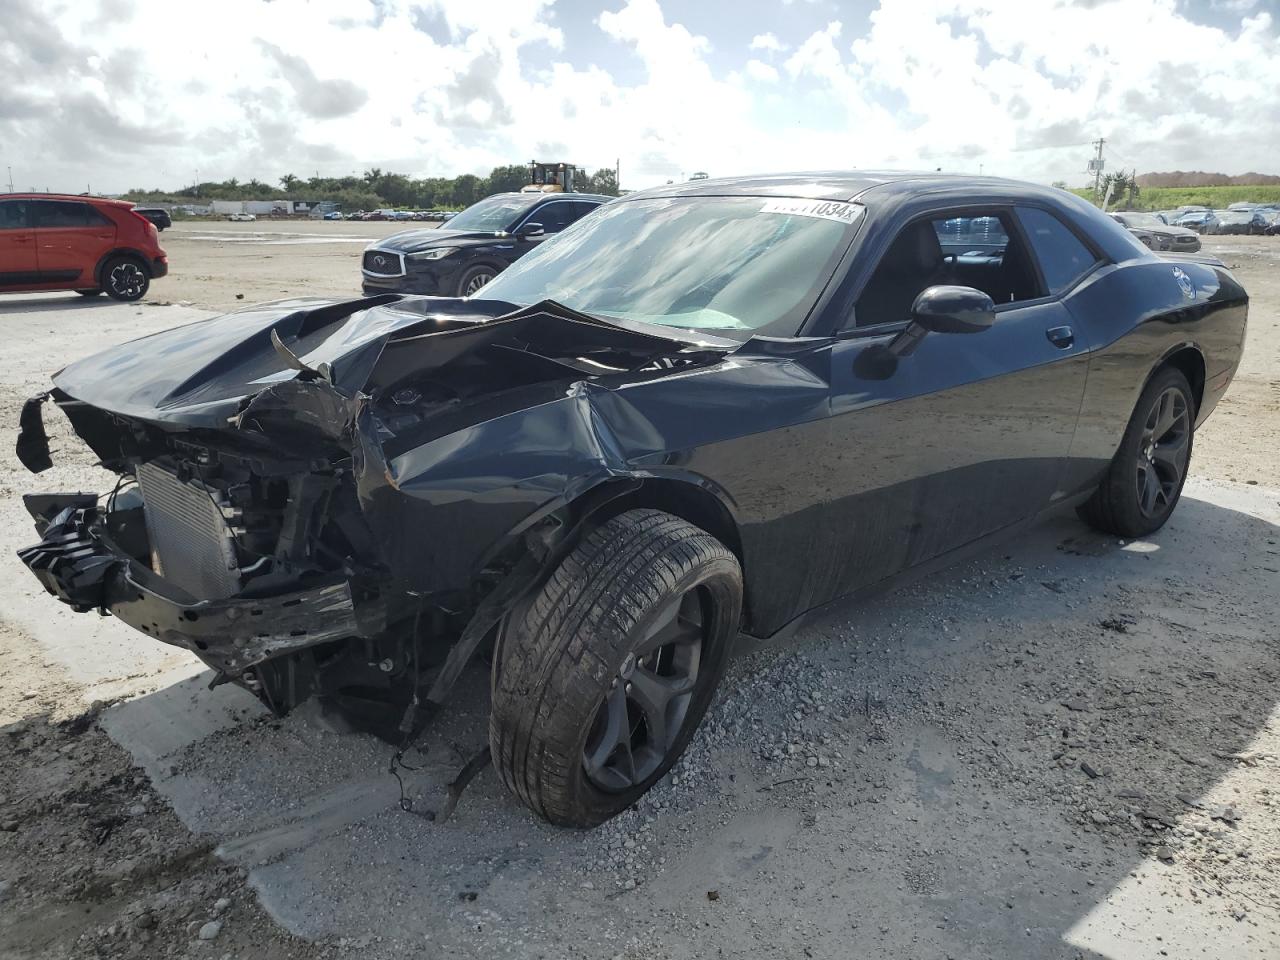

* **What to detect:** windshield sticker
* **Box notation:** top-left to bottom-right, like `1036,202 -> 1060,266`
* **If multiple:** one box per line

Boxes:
760,199 -> 862,224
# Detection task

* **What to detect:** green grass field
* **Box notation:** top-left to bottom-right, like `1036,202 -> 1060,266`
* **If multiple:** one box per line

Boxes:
1070,184 -> 1280,211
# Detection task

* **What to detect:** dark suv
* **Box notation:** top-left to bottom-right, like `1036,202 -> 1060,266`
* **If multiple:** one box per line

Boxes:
133,207 -> 173,231
361,192 -> 608,297
0,194 -> 168,301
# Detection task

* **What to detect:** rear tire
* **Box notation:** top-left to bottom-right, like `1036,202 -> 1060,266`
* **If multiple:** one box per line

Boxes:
489,509 -> 742,827
102,256 -> 149,301
1078,366 -> 1195,538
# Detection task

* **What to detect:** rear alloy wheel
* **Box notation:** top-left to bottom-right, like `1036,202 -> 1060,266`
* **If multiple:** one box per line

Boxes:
1078,366 -> 1195,538
102,256 -> 149,301
490,509 -> 742,827
457,264 -> 497,297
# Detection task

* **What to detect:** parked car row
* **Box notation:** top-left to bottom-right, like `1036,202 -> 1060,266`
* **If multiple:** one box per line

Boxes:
345,209 -> 457,222
1148,204 -> 1280,235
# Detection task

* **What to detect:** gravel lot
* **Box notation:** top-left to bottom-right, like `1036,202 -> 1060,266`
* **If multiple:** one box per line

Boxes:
0,235 -> 1277,960
145,219 -> 426,311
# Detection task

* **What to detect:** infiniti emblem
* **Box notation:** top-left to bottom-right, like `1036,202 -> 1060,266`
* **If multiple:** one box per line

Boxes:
374,254 -> 388,268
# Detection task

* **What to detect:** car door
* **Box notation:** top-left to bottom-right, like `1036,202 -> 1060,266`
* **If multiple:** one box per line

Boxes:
567,199 -> 602,227
811,204 -> 1094,603
33,200 -> 116,285
521,199 -> 578,240
0,199 -> 38,286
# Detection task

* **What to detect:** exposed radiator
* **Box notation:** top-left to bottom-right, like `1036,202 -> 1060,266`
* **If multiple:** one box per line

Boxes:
136,462 -> 242,600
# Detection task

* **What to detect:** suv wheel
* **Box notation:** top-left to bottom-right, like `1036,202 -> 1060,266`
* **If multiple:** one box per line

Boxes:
102,256 -> 149,301
490,509 -> 743,827
457,264 -> 497,297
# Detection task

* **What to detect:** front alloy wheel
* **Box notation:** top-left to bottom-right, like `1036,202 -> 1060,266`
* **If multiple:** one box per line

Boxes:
583,588 -> 706,792
459,265 -> 496,296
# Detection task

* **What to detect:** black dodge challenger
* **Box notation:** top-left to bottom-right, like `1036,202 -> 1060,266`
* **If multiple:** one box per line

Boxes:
15,173 -> 1247,826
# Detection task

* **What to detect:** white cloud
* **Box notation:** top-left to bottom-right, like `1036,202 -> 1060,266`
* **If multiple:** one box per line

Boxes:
598,0 -> 709,62
749,32 -> 785,53
2,0 -> 1277,193
744,59 -> 780,83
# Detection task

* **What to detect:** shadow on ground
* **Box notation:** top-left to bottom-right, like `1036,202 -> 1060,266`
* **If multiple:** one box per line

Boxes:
0,294 -> 133,313
76,484 -> 1280,958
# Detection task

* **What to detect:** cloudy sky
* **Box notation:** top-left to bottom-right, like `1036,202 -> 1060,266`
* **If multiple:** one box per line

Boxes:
2,0 -> 1277,194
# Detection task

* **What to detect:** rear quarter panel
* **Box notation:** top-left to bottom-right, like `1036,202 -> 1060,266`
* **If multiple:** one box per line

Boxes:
1062,257 -> 1247,493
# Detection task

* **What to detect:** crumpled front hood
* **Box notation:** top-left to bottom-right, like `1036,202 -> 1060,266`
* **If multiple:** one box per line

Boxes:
1150,224 -> 1199,239
50,295 -> 736,429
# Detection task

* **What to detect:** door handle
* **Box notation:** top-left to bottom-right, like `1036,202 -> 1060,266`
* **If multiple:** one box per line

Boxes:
1046,325 -> 1075,349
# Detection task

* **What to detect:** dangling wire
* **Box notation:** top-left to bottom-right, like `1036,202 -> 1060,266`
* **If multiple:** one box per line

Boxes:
389,602 -> 435,818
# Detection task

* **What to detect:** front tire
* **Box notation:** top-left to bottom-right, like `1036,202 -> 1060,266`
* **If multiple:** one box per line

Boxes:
456,263 -> 497,297
489,509 -> 743,827
102,256 -> 149,301
1078,366 -> 1195,538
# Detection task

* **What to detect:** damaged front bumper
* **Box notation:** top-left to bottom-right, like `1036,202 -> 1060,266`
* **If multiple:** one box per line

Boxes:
17,497 -> 374,678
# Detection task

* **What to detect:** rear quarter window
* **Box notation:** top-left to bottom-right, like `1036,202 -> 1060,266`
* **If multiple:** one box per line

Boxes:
1015,207 -> 1101,295
33,201 -> 94,228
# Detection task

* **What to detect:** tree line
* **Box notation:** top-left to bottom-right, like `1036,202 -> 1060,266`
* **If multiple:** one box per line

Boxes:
123,165 -> 621,211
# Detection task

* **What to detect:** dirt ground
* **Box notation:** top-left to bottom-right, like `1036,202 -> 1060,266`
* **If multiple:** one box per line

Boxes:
0,234 -> 1277,960
146,219 -> 423,311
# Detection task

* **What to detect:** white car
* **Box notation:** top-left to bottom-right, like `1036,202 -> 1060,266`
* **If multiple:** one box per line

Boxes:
227,213 -> 257,222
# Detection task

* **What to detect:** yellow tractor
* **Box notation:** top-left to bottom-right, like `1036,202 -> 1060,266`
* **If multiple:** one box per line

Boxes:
521,161 -> 579,193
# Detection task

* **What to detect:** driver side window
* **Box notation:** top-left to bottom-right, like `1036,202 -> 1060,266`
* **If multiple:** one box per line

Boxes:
530,201 -> 575,234
854,211 -> 1043,328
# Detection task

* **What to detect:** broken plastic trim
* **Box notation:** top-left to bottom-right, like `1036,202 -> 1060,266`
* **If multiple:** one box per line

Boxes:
16,393 -> 52,473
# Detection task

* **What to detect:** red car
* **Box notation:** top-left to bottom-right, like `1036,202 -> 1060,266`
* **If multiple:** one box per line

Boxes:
0,193 -> 168,301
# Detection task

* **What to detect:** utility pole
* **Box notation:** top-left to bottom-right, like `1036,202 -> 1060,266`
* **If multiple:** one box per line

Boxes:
6,166 -> 12,192
1089,137 -> 1106,197
615,157 -> 620,194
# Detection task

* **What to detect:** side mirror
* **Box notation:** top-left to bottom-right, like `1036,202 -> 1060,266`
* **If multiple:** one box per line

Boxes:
909,285 -> 996,334
515,222 -> 544,239
885,285 -> 995,359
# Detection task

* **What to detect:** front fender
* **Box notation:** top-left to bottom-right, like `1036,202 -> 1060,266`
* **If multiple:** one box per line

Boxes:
354,381 -> 629,592
352,372 -> 753,597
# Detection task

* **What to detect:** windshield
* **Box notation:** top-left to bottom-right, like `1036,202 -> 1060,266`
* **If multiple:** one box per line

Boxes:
479,195 -> 862,334
447,194 -> 539,233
